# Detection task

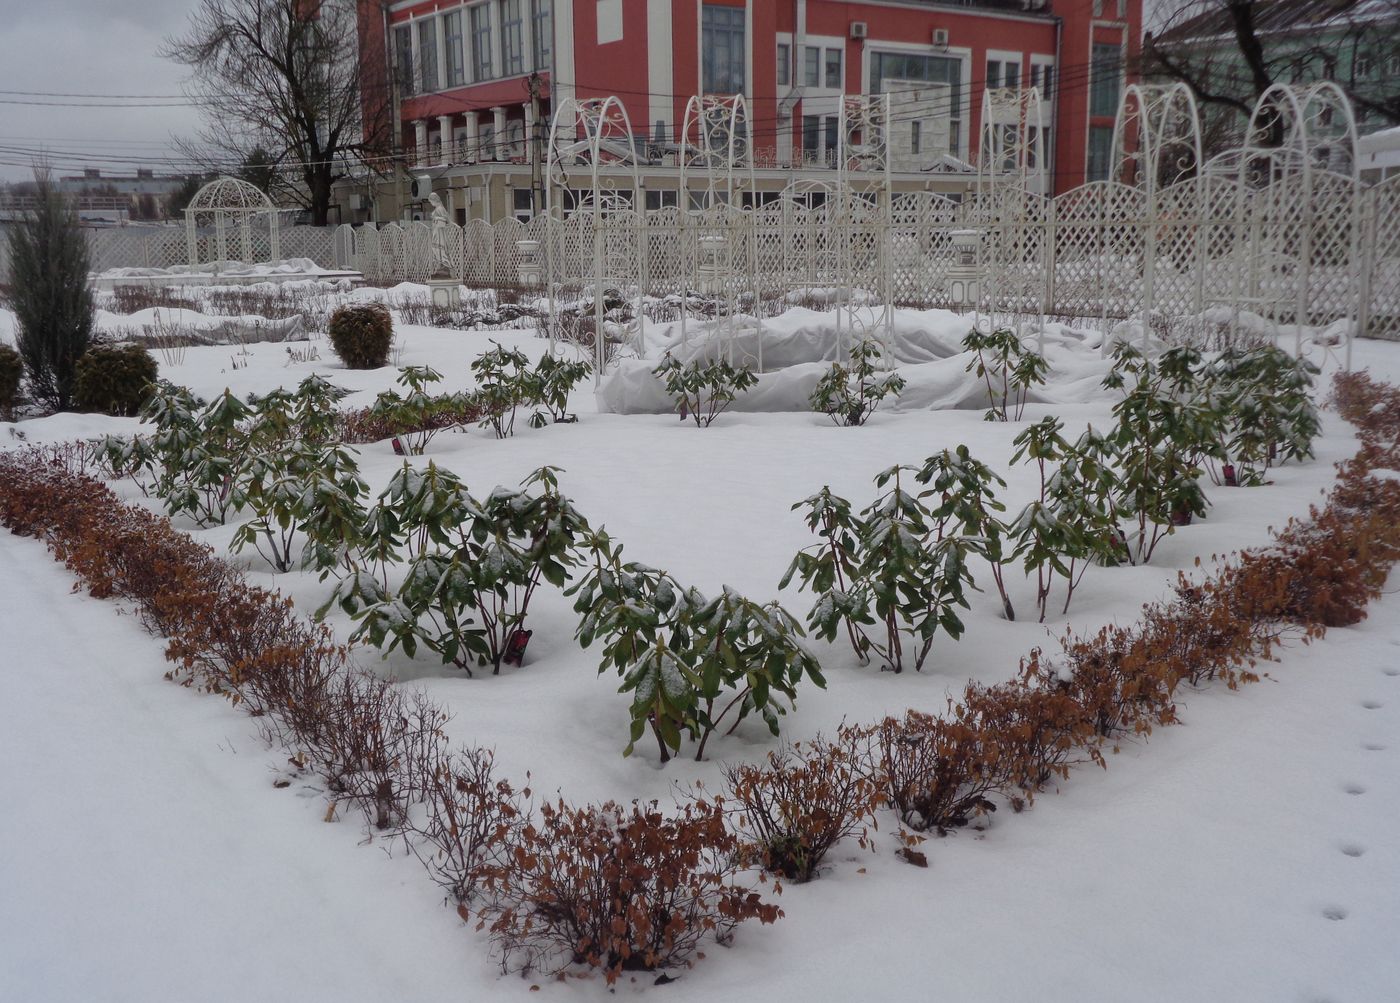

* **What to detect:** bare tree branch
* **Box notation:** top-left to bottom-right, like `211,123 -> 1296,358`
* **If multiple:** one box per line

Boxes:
162,0 -> 391,226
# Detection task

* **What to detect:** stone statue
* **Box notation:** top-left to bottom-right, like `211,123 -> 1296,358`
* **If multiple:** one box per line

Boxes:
427,191 -> 451,276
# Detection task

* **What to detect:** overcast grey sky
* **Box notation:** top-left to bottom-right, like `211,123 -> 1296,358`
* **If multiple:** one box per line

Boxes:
0,0 -> 1171,184
0,0 -> 206,182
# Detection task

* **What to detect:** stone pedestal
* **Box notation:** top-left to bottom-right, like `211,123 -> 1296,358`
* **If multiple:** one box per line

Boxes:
516,239 -> 542,286
946,228 -> 984,309
697,234 -> 727,297
427,275 -> 461,308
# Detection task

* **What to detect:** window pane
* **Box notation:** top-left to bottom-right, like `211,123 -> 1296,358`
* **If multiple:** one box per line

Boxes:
825,48 -> 842,89
1090,43 -> 1121,117
1088,125 -> 1113,181
444,12 -> 465,87
500,0 -> 523,76
701,4 -> 745,94
1005,61 -> 1019,89
395,25 -> 415,96
777,43 -> 789,86
471,4 -> 494,80
805,46 -> 820,87
871,50 -> 962,156
418,19 -> 438,91
532,0 -> 552,71
987,60 -> 1001,90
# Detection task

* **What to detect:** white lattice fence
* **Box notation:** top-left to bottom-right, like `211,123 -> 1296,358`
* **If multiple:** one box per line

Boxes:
1363,175 -> 1400,340
279,225 -> 337,267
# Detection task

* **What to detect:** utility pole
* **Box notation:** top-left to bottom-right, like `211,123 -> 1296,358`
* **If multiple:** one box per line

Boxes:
527,70 -> 544,216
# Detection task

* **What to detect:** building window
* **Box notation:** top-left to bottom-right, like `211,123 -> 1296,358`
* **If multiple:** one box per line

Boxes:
824,115 -> 839,163
871,51 -> 962,155
1355,53 -> 1372,79
701,4 -> 745,94
825,48 -> 843,89
777,42 -> 790,86
471,4 -> 494,81
500,0 -> 524,76
987,59 -> 1020,91
512,187 -> 535,220
911,120 -> 921,155
444,11 -> 466,87
417,19 -> 439,91
1088,124 -> 1113,182
805,46 -> 821,87
644,189 -> 679,211
802,114 -> 819,162
1031,62 -> 1054,100
532,0 -> 552,71
1090,42 -> 1121,118
394,24 -> 415,96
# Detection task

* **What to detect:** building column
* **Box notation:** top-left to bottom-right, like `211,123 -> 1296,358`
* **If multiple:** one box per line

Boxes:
414,119 -> 429,169
492,106 -> 508,162
463,110 -> 480,163
437,114 -> 455,163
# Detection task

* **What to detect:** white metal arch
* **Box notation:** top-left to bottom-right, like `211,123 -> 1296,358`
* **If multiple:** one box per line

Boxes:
1110,82 -> 1203,197
836,94 -> 895,356
544,96 -> 644,375
976,86 -> 1049,197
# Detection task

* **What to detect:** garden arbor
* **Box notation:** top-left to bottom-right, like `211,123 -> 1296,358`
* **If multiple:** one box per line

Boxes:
184,177 -> 280,271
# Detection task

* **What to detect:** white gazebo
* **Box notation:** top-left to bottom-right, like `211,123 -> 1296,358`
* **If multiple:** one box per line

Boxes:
184,177 -> 280,271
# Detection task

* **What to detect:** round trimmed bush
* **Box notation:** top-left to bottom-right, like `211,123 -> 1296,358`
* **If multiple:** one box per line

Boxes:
73,343 -> 159,416
0,344 -> 22,420
328,303 -> 394,369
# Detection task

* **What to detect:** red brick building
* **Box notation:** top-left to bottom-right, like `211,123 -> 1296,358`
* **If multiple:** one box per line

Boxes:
353,1 -> 1139,222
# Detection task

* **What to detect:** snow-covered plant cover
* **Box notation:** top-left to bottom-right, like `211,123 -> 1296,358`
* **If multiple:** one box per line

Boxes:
914,445 -> 1014,621
961,326 -> 1049,422
325,463 -> 589,674
652,352 -> 758,427
569,529 -> 825,762
809,339 -> 907,426
784,467 -> 976,674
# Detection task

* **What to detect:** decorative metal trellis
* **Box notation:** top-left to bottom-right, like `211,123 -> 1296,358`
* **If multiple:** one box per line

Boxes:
836,93 -> 894,358
544,96 -> 645,373
317,84 -> 1400,382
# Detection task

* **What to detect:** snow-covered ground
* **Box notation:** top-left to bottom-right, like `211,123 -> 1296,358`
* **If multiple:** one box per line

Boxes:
2,302 -> 1398,1000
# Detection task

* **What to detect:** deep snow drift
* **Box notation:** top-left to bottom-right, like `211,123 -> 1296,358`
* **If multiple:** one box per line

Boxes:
1,301 -> 1398,1001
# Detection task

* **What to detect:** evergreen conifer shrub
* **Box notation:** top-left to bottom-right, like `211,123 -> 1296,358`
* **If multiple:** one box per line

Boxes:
73,343 -> 159,416
0,344 -> 22,420
6,171 -> 95,410
327,303 -> 394,369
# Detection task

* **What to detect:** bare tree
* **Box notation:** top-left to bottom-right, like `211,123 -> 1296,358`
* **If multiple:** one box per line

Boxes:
162,0 -> 389,225
1143,0 -> 1400,143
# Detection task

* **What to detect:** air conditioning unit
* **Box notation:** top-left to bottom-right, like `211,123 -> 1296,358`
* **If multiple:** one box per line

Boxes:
849,21 -> 868,39
932,28 -> 950,49
411,175 -> 432,200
